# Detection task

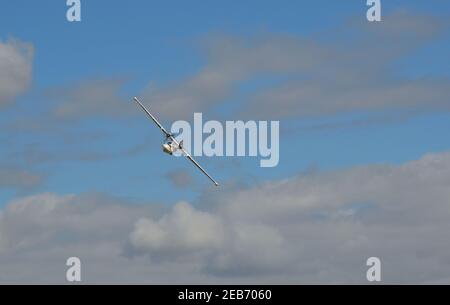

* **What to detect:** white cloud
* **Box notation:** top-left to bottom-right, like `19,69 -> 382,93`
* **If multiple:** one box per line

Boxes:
1,152 -> 450,283
36,12 -> 448,124
0,192 -> 159,253
166,169 -> 194,188
130,202 -> 225,258
240,11 -> 450,119
138,11 -> 449,121
0,167 -> 43,191
127,150 -> 450,282
139,34 -> 328,120
0,38 -> 34,108
47,78 -> 133,121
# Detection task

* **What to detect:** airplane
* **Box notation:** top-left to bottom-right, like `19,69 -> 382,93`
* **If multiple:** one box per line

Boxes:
133,97 -> 219,187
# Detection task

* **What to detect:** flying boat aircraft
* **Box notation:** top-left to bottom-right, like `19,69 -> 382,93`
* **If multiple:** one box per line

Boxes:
133,97 -> 219,187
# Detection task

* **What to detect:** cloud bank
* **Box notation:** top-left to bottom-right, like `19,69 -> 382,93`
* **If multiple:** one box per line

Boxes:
37,11 -> 449,124
141,11 -> 450,121
1,151 -> 450,283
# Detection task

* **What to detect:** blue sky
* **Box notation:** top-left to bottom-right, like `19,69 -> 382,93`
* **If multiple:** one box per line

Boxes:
1,1 -> 450,205
2,1 -> 450,284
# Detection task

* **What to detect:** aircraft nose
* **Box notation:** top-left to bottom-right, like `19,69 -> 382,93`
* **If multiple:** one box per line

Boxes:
162,144 -> 171,154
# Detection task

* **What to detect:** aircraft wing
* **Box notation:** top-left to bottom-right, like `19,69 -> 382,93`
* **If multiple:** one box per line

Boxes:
178,146 -> 219,187
133,97 -> 171,138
